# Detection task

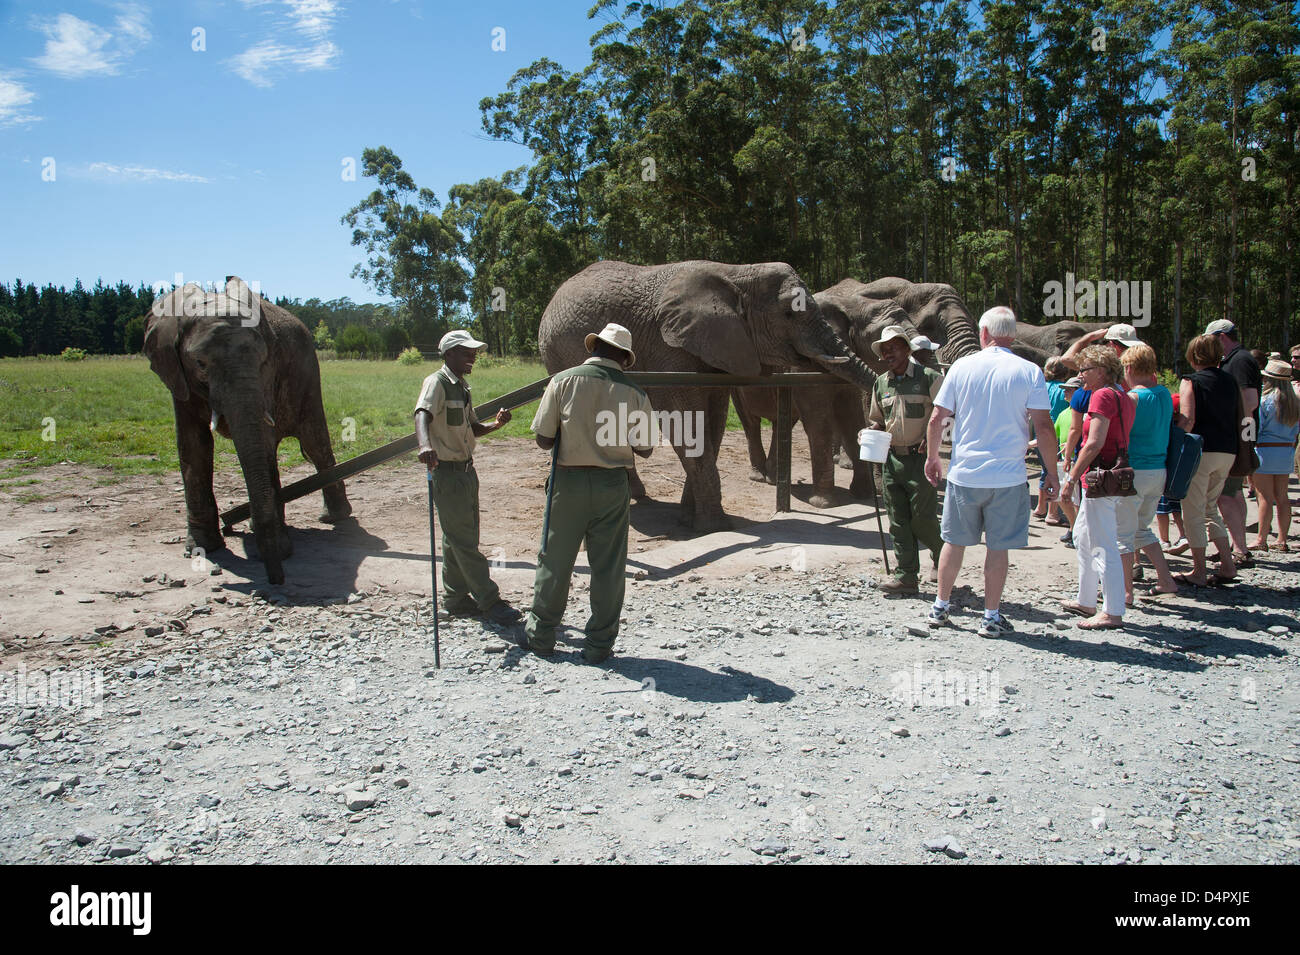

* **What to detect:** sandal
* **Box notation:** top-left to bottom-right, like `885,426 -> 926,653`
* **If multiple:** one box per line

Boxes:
1060,600 -> 1095,617
1172,573 -> 1209,588
1045,516 -> 1068,527
1232,552 -> 1256,569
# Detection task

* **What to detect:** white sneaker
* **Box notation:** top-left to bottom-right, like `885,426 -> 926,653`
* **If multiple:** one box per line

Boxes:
1164,537 -> 1190,555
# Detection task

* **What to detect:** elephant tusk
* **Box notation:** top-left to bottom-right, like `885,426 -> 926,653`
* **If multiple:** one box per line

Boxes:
817,354 -> 850,364
264,412 -> 276,428
210,411 -> 219,432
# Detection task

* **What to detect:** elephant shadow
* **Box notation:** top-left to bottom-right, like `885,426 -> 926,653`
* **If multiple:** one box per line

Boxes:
215,517 -> 389,604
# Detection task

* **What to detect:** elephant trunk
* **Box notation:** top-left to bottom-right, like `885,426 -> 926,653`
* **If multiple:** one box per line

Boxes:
226,403 -> 284,585
798,320 -> 877,392
937,309 -> 980,366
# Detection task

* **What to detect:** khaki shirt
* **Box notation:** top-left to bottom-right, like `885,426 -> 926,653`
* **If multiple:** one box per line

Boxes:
532,358 -> 657,468
414,365 -> 480,462
868,359 -> 944,448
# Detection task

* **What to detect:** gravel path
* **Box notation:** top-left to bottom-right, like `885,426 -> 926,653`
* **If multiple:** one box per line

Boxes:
3,556 -> 1297,865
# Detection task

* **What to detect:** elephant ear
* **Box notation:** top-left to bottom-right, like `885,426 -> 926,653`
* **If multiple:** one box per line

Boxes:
143,297 -> 189,402
657,265 -> 761,376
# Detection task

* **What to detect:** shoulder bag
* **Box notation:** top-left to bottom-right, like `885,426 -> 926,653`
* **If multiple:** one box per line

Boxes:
1084,386 -> 1137,498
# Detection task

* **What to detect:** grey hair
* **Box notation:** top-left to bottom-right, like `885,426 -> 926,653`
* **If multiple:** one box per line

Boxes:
978,306 -> 1017,339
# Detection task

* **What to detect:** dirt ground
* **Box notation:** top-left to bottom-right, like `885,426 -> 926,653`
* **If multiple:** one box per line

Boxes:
2,428 -> 1086,648
2,432 -> 1298,865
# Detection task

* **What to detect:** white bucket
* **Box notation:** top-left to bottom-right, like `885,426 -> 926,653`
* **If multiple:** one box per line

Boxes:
857,428 -> 892,463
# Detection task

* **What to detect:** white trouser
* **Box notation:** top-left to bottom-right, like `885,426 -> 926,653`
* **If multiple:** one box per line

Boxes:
1074,493 -> 1124,617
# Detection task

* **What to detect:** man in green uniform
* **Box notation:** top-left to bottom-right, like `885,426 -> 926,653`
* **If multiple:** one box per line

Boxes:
521,323 -> 656,663
415,330 -> 522,626
867,325 -> 945,595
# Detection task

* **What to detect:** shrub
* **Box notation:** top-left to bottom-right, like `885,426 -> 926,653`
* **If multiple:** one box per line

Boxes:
397,346 -> 424,365
60,347 -> 88,361
316,349 -> 339,361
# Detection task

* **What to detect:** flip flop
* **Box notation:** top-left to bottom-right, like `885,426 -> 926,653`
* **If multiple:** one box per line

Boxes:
1172,573 -> 1209,588
1045,517 -> 1068,527
1060,601 -> 1096,617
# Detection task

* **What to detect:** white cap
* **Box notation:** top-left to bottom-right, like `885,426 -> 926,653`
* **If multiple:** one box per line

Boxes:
439,330 -> 487,354
584,322 -> 637,367
1205,319 -> 1236,336
1103,324 -> 1142,347
910,335 -> 940,352
871,325 -> 914,358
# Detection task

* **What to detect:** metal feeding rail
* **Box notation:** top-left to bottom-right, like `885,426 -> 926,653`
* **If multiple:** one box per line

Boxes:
219,371 -> 848,531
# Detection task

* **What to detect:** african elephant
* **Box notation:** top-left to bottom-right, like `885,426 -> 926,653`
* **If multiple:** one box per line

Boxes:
144,278 -> 351,584
732,296 -> 916,505
734,278 -> 983,503
538,260 -> 878,530
1007,319 -> 1110,366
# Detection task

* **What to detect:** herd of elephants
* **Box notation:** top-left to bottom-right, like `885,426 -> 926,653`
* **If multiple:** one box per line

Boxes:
142,264 -> 1109,584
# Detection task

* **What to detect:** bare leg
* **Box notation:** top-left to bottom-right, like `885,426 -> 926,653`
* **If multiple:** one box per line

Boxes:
1141,541 -> 1179,593
1218,491 -> 1249,556
983,548 -> 1009,613
1121,552 -> 1134,605
936,542 -> 964,603
1277,474 -> 1293,543
1156,512 -> 1170,545
1252,478 -> 1275,550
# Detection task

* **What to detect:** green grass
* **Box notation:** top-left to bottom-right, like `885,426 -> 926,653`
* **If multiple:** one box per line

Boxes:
0,355 -> 550,477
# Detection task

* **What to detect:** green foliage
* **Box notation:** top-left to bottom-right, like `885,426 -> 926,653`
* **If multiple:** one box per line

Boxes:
60,346 -> 87,361
397,346 -> 424,365
335,325 -> 374,357
313,321 -> 334,350
123,316 -> 145,354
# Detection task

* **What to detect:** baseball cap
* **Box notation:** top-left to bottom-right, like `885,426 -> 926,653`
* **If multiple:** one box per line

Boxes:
871,325 -> 914,358
1205,319 -> 1236,336
910,335 -> 940,352
1064,376 -> 1083,388
439,330 -> 487,354
1103,324 -> 1142,347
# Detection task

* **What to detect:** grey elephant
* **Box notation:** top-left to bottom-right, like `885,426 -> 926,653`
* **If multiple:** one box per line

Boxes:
539,260 -> 877,530
1007,319 -> 1110,366
144,278 -> 351,584
734,278 -> 982,501
733,296 -> 916,505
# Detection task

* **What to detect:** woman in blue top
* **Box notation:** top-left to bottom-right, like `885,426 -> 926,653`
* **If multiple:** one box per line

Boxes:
1117,345 -> 1179,601
1251,358 -> 1300,552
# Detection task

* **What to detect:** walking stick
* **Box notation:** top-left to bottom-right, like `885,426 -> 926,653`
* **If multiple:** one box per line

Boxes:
540,438 -> 559,556
871,477 -> 891,576
426,469 -> 440,669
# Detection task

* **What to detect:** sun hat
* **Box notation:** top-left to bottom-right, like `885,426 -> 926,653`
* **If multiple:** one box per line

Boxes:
871,325 -> 915,359
1262,358 -> 1294,380
584,322 -> 637,367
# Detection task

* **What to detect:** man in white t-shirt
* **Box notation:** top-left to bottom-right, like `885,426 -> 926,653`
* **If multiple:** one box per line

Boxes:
923,306 -> 1060,637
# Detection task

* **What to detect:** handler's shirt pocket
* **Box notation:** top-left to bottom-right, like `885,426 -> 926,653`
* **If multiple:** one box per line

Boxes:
445,400 -> 466,427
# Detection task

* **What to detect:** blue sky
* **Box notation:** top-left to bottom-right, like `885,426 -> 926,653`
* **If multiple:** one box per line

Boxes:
0,0 -> 601,302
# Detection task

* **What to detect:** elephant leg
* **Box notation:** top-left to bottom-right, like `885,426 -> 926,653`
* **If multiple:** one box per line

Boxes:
296,412 -> 352,523
673,389 -> 728,531
175,399 -> 225,556
834,390 -> 875,499
795,387 -> 838,509
734,389 -> 769,483
270,445 -> 293,559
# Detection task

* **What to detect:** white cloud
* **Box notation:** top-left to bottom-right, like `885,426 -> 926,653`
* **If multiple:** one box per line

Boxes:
0,73 -> 40,126
84,162 -> 211,184
29,4 -> 152,78
229,0 -> 341,86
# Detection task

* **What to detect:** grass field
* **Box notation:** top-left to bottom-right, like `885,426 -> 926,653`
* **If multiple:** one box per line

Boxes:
0,356 -> 746,490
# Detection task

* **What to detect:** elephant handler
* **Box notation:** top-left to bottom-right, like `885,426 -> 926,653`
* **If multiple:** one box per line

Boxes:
415,330 -> 523,626
520,323 -> 656,663
867,325 -> 945,595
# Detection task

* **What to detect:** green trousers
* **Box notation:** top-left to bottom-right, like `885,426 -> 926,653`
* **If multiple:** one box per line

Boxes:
525,467 -> 630,653
884,451 -> 942,583
431,465 -> 500,611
